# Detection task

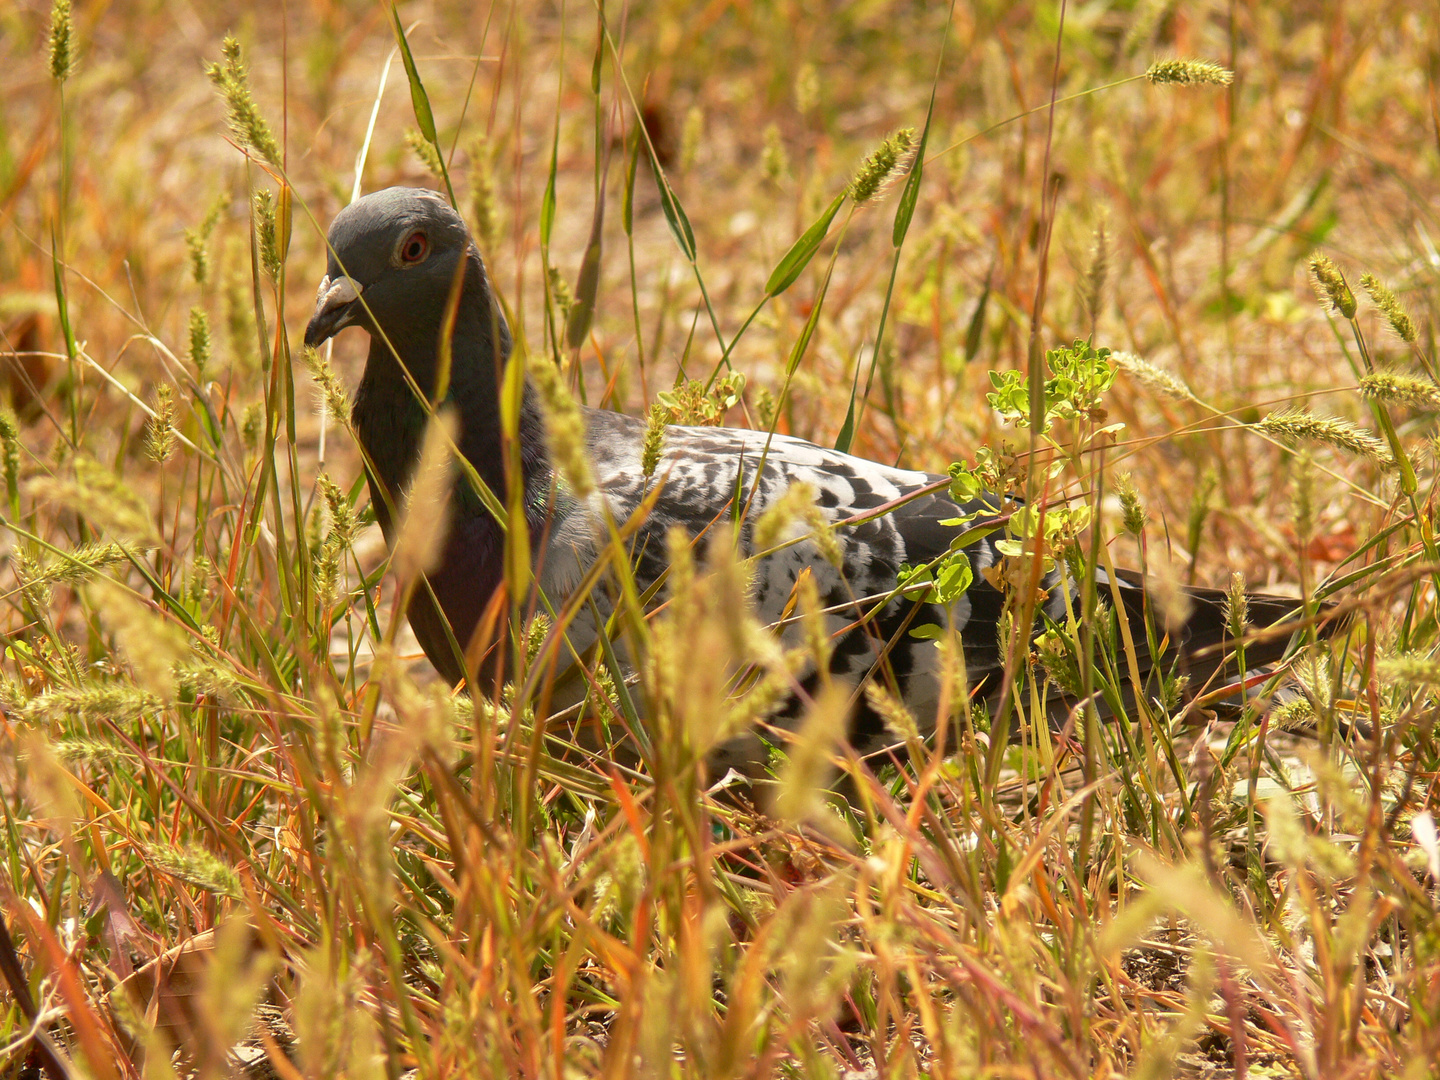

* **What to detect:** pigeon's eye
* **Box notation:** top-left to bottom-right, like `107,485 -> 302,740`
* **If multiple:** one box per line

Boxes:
398,231 -> 429,264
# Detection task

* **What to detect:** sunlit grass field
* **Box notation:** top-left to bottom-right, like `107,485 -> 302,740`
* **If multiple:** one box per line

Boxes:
3,1 -> 1440,1076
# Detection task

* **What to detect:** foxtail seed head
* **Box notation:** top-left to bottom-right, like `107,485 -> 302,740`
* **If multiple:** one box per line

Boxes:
1359,273 -> 1417,344
206,37 -> 282,168
145,385 -> 177,464
529,357 -> 594,499
1144,58 -> 1233,86
848,128 -> 916,205
48,0 -> 76,82
1359,369 -> 1440,410
1310,254 -> 1357,319
641,402 -> 667,481
1258,408 -> 1393,466
189,307 -> 211,379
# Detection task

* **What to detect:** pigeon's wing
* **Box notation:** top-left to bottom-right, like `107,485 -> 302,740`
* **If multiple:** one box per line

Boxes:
547,411 -> 1032,748
547,410 -> 1315,757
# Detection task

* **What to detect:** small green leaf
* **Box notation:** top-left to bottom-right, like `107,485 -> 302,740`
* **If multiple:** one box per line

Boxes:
892,122 -> 929,248
638,119 -> 696,260
785,275 -> 830,378
566,207 -> 604,350
590,21 -> 603,93
765,193 -> 845,297
946,462 -> 984,502
390,9 -> 455,205
655,170 -> 696,262
390,9 -> 436,143
623,134 -> 639,237
833,389 -> 859,455
933,554 -> 974,604
50,230 -> 78,364
963,273 -> 991,362
540,128 -> 558,247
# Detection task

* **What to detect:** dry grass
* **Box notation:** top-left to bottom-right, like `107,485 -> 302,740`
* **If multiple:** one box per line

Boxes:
2,1 -> 1440,1077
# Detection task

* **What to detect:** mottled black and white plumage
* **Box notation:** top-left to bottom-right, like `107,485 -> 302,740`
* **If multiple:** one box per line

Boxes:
305,187 -> 1305,763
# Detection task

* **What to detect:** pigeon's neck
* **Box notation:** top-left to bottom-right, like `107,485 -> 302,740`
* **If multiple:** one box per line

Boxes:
352,288 -> 551,538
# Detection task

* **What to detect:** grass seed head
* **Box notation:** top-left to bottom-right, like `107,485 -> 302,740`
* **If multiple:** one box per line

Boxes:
761,123 -> 788,184
1095,128 -> 1130,195
774,683 -> 848,829
188,306 -> 212,378
1270,698 -> 1315,731
467,136 -> 500,252
1148,558 -> 1195,632
406,129 -> 443,177
755,481 -> 818,553
393,408 -> 457,581
1112,350 -> 1194,401
847,127 -> 916,205
1358,369 -> 1440,410
641,402 -> 667,481
1185,467 -> 1217,561
0,409 -> 20,507
863,681 -> 919,742
185,229 -> 210,286
145,385 -> 177,464
796,568 -> 833,670
48,0 -> 76,82
240,402 -> 263,452
186,555 -> 214,607
1224,570 -> 1248,639
41,542 -> 133,589
529,357 -> 594,499
680,106 -> 704,172
804,504 -> 842,569
1291,452 -> 1315,546
25,680 -> 159,725
1079,216 -> 1109,327
149,842 -> 243,899
316,472 -> 355,545
1144,58 -> 1233,86
253,190 -> 280,280
754,386 -> 777,429
183,196 -> 228,287
12,549 -> 51,611
1359,273 -> 1417,343
794,62 -> 820,115
314,538 -> 343,609
524,613 -> 552,667
1258,408 -> 1394,466
547,265 -> 574,319
1377,652 -> 1440,687
206,37 -> 282,168
1115,473 -> 1146,536
1036,628 -> 1084,698
301,345 -> 352,427
1310,253 -> 1357,319
1293,646 -> 1333,711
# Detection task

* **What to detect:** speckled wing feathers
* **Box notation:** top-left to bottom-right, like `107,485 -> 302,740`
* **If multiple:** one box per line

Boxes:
537,409 -> 1025,752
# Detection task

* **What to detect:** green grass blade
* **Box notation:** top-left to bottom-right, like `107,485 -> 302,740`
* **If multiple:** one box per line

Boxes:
566,202 -> 604,350
390,8 -> 436,143
390,7 -> 456,205
765,192 -> 845,297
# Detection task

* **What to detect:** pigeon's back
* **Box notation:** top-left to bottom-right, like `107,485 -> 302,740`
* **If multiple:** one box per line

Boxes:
536,408 -> 1312,764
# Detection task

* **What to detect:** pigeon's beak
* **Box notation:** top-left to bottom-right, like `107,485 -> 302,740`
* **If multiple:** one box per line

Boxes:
303,274 -> 364,347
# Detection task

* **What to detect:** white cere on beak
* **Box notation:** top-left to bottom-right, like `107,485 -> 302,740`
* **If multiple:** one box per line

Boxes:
315,274 -> 362,311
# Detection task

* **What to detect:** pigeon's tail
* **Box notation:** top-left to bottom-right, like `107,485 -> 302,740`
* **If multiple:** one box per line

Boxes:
1049,567 -> 1337,722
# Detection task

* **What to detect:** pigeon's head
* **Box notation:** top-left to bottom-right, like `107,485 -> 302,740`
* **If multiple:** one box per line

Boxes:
304,187 -> 493,355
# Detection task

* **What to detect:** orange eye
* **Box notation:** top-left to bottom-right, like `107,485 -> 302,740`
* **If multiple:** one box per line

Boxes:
399,230 -> 429,264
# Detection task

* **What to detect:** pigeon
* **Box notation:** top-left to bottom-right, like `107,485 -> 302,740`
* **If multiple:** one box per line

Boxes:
304,187 -> 1311,763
